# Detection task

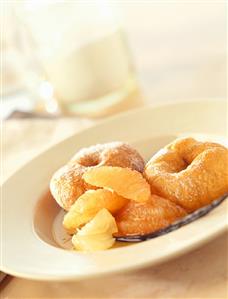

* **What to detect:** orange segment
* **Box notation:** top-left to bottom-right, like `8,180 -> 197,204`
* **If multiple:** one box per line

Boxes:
63,189 -> 128,234
83,166 -> 151,202
72,209 -> 118,251
115,195 -> 187,236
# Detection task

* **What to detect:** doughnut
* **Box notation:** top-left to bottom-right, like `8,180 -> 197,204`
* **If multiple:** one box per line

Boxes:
50,142 -> 145,210
144,137 -> 228,212
115,195 -> 187,236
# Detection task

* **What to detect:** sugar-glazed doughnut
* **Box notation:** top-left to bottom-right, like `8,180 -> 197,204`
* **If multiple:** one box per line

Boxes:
50,142 -> 145,210
115,194 -> 187,236
144,137 -> 228,212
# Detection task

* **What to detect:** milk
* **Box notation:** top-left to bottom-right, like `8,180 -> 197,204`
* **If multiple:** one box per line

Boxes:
42,29 -> 134,104
17,1 -> 138,115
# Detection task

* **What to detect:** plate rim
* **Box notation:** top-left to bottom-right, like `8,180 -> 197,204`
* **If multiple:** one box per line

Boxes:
2,98 -> 228,281
2,98 -> 226,184
2,218 -> 227,281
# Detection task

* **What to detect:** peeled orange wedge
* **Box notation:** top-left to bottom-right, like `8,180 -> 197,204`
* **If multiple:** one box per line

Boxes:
115,195 -> 187,236
83,166 -> 151,202
63,189 -> 128,234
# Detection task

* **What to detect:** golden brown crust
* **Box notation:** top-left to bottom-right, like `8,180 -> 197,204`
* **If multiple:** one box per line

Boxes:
50,142 -> 145,210
50,164 -> 93,211
144,137 -> 228,212
115,195 -> 187,236
70,142 -> 145,171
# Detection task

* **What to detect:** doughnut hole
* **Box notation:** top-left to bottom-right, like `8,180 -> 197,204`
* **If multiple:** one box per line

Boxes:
77,155 -> 101,167
148,150 -> 188,174
71,150 -> 102,167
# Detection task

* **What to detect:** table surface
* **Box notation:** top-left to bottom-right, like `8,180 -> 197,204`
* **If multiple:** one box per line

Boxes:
2,2 -> 227,299
2,118 -> 228,299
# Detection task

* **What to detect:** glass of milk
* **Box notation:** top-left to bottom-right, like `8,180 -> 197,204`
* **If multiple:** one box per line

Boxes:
15,0 -> 141,117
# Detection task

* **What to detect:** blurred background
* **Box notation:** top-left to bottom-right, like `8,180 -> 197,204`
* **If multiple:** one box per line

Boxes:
1,0 -> 226,119
1,0 -> 227,179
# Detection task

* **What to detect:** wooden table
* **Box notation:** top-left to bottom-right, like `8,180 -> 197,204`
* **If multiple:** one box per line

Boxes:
2,2 -> 227,298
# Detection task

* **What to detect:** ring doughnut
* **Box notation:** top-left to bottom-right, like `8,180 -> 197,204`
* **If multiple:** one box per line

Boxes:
50,142 -> 145,210
144,137 -> 228,212
115,194 -> 187,236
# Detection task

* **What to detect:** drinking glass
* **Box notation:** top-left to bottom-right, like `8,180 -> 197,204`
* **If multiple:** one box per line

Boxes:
15,0 -> 142,117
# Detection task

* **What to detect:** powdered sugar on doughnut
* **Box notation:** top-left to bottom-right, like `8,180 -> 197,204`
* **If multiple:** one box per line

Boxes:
144,137 -> 228,212
50,142 -> 145,210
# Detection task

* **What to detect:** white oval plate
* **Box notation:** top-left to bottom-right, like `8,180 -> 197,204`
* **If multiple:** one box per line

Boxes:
2,99 -> 228,281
